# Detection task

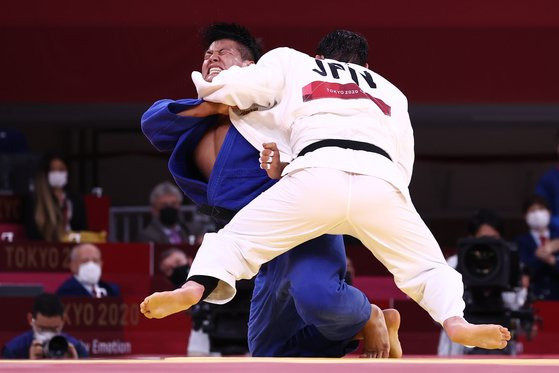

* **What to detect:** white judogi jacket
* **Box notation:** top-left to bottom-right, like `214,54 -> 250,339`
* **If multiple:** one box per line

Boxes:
192,47 -> 415,197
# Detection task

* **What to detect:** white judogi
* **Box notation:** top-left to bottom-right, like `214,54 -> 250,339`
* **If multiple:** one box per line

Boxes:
189,47 -> 465,325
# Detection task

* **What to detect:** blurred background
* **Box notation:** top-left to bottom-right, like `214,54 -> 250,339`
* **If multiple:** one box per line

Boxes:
1,0 -> 558,359
2,1 -> 558,244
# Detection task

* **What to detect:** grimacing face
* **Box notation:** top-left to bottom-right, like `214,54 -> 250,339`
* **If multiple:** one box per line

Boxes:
202,39 -> 253,82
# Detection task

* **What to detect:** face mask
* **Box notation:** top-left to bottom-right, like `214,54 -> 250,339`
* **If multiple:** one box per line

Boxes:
34,330 -> 56,344
159,206 -> 179,227
169,264 -> 190,289
526,209 -> 550,230
48,171 -> 68,188
76,261 -> 102,285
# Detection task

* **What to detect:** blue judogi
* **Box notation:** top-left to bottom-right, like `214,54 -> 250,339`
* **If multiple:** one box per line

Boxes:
142,99 -> 370,357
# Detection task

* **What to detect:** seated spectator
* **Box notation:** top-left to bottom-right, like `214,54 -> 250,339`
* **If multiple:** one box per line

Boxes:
158,247 -> 191,288
2,293 -> 88,359
535,131 -> 559,230
516,195 -> 559,300
24,154 -> 87,242
138,181 -> 191,244
56,243 -> 120,298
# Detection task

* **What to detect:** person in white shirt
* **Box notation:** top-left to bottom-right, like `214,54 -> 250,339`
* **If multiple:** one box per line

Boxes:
141,30 -> 510,351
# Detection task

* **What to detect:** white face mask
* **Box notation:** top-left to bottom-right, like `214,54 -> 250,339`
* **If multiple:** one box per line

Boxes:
34,330 -> 56,344
76,261 -> 102,285
31,319 -> 61,344
526,209 -> 550,230
48,171 -> 68,188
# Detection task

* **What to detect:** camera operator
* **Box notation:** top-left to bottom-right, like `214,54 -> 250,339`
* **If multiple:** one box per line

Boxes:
1,293 -> 88,359
438,209 -> 530,356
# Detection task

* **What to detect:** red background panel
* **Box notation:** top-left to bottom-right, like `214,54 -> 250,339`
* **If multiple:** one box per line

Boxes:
1,0 -> 558,104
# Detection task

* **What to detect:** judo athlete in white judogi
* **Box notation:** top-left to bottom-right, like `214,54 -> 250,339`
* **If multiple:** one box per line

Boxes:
141,32 -> 511,350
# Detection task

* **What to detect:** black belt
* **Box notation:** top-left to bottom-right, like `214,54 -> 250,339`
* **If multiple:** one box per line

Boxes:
199,204 -> 238,223
297,139 -> 392,161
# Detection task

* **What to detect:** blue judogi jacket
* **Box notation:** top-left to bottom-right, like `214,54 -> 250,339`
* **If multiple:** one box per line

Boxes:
141,98 -> 276,212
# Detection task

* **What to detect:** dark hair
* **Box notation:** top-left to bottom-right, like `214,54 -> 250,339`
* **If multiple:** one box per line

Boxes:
316,29 -> 369,66
37,153 -> 68,173
159,247 -> 186,264
33,153 -> 69,241
32,293 -> 65,318
201,23 -> 263,62
523,194 -> 550,214
467,208 -> 504,236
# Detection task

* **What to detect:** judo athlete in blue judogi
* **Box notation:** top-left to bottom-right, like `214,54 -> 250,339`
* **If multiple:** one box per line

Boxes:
140,23 -> 399,357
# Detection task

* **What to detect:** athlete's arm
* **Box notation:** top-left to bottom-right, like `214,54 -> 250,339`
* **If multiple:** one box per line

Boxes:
141,98 -> 219,152
177,101 -> 230,117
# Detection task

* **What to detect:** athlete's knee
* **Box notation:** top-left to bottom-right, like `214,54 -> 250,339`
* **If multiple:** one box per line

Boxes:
292,282 -> 367,324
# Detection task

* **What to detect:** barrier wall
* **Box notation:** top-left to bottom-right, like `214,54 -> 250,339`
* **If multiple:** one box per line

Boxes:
1,241 -> 558,356
0,241 -> 189,357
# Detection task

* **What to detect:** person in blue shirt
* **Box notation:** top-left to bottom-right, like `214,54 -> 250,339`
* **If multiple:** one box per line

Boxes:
516,195 -> 559,300
141,23 -> 401,358
2,293 -> 88,359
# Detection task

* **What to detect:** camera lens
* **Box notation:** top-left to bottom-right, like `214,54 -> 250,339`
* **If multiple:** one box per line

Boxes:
44,335 -> 69,358
464,243 -> 499,279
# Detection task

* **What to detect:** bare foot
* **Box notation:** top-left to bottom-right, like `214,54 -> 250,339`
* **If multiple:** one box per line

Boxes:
443,316 -> 511,349
355,304 -> 390,358
383,309 -> 402,358
140,281 -> 204,319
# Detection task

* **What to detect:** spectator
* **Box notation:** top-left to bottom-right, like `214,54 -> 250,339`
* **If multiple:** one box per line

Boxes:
138,181 -> 191,244
24,154 -> 87,242
159,248 -> 191,287
515,195 -> 559,300
2,293 -> 88,359
535,131 -> 559,231
56,243 -> 120,298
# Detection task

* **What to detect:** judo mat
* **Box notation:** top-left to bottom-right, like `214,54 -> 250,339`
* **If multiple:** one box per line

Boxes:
2,357 -> 559,373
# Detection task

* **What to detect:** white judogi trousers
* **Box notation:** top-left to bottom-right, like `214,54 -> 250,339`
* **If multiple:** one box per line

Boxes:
188,167 -> 465,325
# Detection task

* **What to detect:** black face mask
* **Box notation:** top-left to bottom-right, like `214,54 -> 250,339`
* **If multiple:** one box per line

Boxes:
169,264 -> 190,288
159,206 -> 179,227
